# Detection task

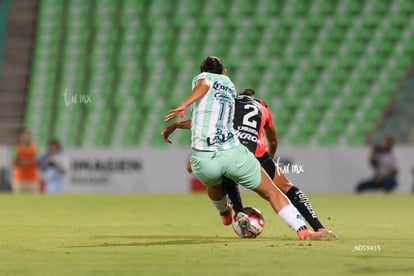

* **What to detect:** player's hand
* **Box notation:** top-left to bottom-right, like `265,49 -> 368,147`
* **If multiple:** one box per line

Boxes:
164,105 -> 187,123
161,123 -> 178,144
186,161 -> 192,174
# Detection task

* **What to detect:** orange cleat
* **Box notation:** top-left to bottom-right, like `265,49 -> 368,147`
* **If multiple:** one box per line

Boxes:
316,229 -> 338,240
297,228 -> 338,241
220,204 -> 232,226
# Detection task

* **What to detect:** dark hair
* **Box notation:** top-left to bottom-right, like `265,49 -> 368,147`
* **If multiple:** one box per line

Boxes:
49,139 -> 62,151
241,88 -> 256,96
384,136 -> 394,143
18,128 -> 32,144
200,56 -> 224,74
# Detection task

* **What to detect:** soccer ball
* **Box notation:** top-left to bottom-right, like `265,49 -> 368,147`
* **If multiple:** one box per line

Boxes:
232,207 -> 265,238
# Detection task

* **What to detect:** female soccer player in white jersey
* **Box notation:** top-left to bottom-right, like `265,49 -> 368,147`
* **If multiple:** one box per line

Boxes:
163,90 -> 337,239
165,56 -> 327,240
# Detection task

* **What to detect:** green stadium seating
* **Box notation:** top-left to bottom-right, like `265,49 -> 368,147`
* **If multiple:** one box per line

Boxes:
25,0 -> 414,148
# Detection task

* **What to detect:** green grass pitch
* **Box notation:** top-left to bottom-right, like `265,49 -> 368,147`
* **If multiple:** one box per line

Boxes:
0,193 -> 413,275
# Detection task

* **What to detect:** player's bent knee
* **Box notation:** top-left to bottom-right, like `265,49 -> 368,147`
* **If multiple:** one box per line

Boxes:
254,185 -> 276,202
277,181 -> 294,194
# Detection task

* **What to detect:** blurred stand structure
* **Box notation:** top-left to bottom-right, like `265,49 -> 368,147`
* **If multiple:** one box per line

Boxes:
0,0 -> 410,148
0,0 -> 39,144
371,64 -> 414,144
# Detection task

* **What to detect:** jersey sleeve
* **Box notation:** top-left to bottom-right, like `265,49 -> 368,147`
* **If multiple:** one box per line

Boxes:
192,73 -> 211,89
260,100 -> 274,128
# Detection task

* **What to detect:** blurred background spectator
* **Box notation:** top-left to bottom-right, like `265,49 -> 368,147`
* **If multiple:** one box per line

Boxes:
38,139 -> 68,194
12,129 -> 39,193
356,136 -> 398,192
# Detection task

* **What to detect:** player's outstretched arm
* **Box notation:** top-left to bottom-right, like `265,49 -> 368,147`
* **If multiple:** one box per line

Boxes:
264,124 -> 278,159
260,101 -> 278,158
177,120 -> 191,129
164,79 -> 209,122
161,120 -> 192,144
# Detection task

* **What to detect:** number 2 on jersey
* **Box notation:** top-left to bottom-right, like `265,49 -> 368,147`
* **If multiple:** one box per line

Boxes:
242,104 -> 258,128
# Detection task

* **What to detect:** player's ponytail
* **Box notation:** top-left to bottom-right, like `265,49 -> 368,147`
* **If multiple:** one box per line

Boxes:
200,56 -> 224,74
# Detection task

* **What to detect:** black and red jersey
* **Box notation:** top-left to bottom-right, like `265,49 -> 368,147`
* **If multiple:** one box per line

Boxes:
233,95 -> 274,158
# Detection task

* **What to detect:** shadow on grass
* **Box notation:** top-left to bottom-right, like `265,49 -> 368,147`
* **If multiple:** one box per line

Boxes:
349,255 -> 414,259
345,254 -> 414,274
345,266 -> 414,274
66,234 -> 281,248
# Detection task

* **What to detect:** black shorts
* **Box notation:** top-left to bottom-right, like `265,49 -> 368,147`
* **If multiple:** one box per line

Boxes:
257,152 -> 276,179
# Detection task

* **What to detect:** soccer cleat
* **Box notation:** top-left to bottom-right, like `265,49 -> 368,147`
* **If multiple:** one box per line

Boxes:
316,229 -> 338,241
236,212 -> 255,238
220,204 -> 232,226
297,229 -> 318,240
297,228 -> 338,241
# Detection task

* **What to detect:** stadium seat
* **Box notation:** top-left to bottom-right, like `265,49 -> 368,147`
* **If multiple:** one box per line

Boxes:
25,0 -> 414,147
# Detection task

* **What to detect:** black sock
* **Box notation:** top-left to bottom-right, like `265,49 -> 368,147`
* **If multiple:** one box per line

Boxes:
286,186 -> 325,231
222,178 -> 244,214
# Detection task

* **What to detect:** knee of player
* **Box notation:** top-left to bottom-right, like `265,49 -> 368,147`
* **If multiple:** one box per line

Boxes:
277,181 -> 293,194
260,188 -> 279,202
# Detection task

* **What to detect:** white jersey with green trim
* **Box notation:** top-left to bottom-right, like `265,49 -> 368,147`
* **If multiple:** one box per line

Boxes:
190,72 -> 240,151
